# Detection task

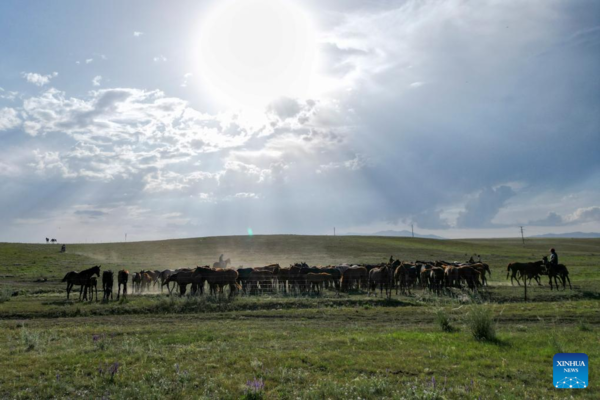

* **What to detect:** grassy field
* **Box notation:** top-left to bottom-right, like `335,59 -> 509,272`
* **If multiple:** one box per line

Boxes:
1,235 -> 599,399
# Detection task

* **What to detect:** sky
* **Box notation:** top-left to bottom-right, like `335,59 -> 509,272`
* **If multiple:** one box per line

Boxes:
1,0 -> 599,243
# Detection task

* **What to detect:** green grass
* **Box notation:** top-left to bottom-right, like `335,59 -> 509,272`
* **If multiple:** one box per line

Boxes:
0,235 -> 599,398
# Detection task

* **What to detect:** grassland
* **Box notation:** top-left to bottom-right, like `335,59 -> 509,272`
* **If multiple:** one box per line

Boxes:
1,235 -> 599,399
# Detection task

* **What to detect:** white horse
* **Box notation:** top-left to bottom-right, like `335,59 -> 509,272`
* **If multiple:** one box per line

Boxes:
213,258 -> 231,269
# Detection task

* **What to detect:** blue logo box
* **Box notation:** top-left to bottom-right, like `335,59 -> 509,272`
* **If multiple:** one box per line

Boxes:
553,353 -> 588,389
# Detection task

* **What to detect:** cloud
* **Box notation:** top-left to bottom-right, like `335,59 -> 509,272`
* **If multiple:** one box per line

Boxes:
180,73 -> 192,88
456,186 -> 516,228
153,55 -> 167,62
528,212 -> 565,226
85,58 -> 93,64
410,209 -> 451,230
531,207 -> 600,226
0,107 -> 21,131
21,72 -> 58,86
133,31 -> 144,37
74,209 -> 108,218
92,76 -> 102,87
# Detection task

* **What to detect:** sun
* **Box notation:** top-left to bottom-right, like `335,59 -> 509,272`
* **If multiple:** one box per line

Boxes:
195,0 -> 318,108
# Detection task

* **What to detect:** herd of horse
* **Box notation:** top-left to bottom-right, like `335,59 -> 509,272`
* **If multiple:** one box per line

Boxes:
60,257 -> 502,301
60,255 -> 572,302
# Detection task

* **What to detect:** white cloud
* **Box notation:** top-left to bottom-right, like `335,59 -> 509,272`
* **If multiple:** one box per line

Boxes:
21,72 -> 58,86
85,58 -> 93,64
0,108 -> 21,131
153,55 -> 167,62
180,73 -> 193,88
133,31 -> 144,37
0,87 -> 18,101
92,76 -> 102,87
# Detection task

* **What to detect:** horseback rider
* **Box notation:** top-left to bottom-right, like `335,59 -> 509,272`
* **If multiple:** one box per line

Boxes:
549,248 -> 558,267
219,254 -> 224,264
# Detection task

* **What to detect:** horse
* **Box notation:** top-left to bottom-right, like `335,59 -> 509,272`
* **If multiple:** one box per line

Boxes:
470,263 -> 491,286
132,272 -> 142,293
140,271 -> 153,292
542,257 -> 572,290
159,270 -> 176,293
102,270 -> 114,301
164,269 -> 199,296
61,265 -> 100,300
192,267 -> 240,298
213,258 -> 231,269
368,265 -> 392,297
247,270 -> 275,295
506,262 -> 530,286
305,273 -> 333,294
395,262 -> 418,295
117,270 -> 129,300
429,267 -> 445,294
456,266 -> 481,290
341,266 -> 368,292
51,238 -> 57,244
84,276 -> 98,302
46,237 -> 49,243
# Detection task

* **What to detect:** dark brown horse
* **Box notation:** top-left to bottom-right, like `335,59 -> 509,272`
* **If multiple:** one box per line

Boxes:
542,257 -> 572,290
102,270 -> 114,301
192,267 -> 240,298
61,265 -> 101,300
117,270 -> 129,300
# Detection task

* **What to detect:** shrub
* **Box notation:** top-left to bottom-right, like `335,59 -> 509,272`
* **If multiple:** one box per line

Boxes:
0,287 -> 12,303
466,305 -> 496,342
435,309 -> 454,333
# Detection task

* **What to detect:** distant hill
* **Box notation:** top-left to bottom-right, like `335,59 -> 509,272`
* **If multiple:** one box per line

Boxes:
530,232 -> 600,239
344,230 -> 445,239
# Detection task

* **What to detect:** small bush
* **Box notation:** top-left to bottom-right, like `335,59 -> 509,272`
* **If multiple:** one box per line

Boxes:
0,287 -> 13,303
466,305 -> 496,342
435,309 -> 454,332
20,328 -> 41,351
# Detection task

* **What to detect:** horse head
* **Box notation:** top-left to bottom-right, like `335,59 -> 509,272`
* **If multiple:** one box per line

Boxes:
92,265 -> 101,277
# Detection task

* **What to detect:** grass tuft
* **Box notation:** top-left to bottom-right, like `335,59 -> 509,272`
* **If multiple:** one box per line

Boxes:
466,305 -> 496,342
435,308 -> 455,333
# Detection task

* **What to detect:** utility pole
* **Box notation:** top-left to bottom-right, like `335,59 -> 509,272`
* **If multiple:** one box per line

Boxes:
125,233 -> 127,242
411,224 -> 414,238
333,227 -> 336,236
520,226 -> 525,245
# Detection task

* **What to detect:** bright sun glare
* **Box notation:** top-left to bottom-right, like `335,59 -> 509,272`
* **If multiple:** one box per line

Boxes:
196,0 -> 318,108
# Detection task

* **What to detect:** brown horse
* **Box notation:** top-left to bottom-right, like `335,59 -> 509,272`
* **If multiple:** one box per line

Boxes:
164,269 -> 200,296
83,276 -> 99,302
61,265 -> 101,300
247,270 -> 274,295
470,263 -> 491,286
341,267 -> 368,292
192,267 -> 240,298
140,271 -> 153,292
368,265 -> 392,297
542,257 -> 572,290
117,270 -> 129,300
305,272 -> 333,294
102,270 -> 114,301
